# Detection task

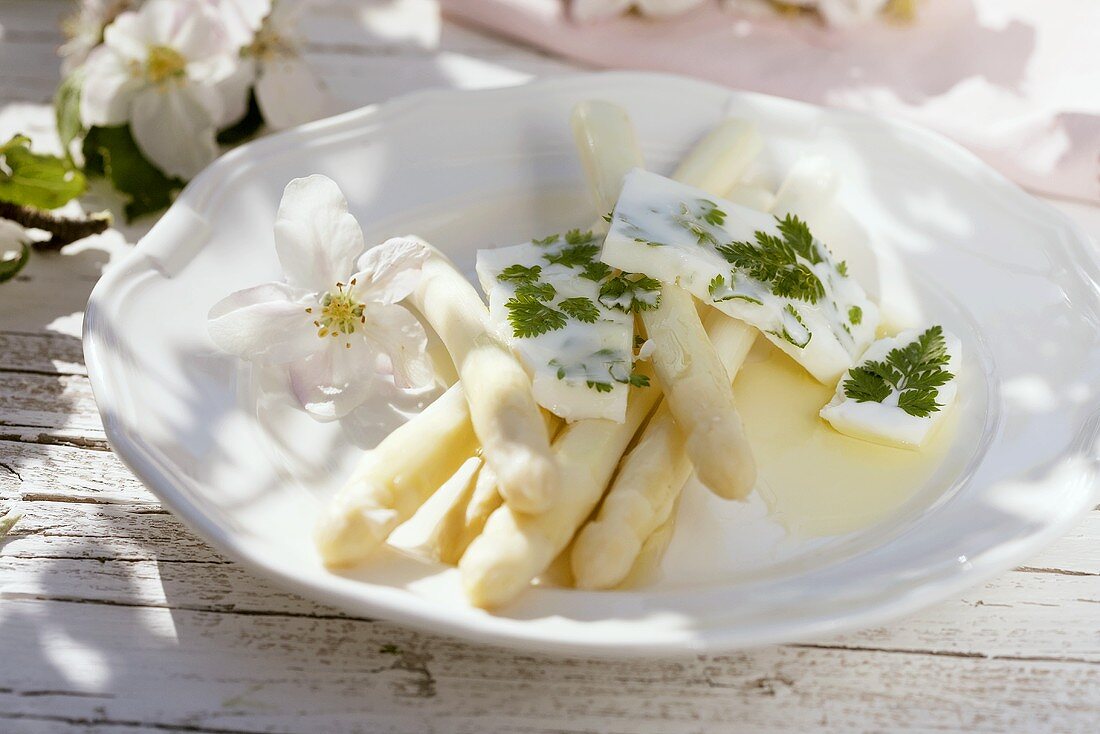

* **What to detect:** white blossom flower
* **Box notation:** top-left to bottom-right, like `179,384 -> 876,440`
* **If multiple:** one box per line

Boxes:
246,1 -> 338,130
205,0 -> 272,47
60,0 -> 134,75
572,0 -> 706,22
79,0 -> 251,180
208,175 -> 434,419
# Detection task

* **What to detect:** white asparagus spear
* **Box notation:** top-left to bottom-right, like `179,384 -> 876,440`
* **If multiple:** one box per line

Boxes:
314,384 -> 478,566
459,362 -> 660,608
671,119 -> 762,197
572,310 -> 755,588
571,100 -> 645,218
409,246 -> 558,514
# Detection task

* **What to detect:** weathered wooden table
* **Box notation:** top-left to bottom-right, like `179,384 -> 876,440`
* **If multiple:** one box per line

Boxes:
1,2 -> 1097,732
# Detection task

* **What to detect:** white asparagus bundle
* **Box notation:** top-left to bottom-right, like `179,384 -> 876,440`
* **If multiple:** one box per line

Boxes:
314,383 -> 478,566
459,362 -> 660,608
409,247 -> 558,514
458,105 -> 763,607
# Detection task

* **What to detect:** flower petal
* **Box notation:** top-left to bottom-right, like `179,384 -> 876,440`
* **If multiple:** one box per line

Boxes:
130,83 -> 219,179
79,47 -> 142,127
103,5 -> 155,60
212,56 -> 257,128
274,174 -> 365,292
207,281 -> 318,363
288,340 -> 376,420
351,236 -> 430,305
254,57 -> 339,131
361,302 -> 434,390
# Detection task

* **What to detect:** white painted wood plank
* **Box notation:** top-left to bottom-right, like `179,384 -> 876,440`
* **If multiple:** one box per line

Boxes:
0,598 -> 1097,734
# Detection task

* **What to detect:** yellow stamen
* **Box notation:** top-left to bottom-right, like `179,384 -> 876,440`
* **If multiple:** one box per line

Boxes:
145,45 -> 187,85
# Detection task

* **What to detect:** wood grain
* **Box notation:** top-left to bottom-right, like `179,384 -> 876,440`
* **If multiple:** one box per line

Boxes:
0,1 -> 1097,732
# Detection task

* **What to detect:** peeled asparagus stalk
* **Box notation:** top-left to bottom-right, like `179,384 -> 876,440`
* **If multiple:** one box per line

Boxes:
459,362 -> 660,608
572,310 -> 755,588
409,246 -> 558,514
314,384 -> 478,566
571,100 -> 645,218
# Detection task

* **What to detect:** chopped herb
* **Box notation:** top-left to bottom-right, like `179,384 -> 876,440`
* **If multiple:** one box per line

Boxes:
559,297 -> 599,323
715,216 -> 826,303
602,211 -> 613,223
836,261 -> 849,277
532,234 -> 559,246
580,260 -> 612,282
513,280 -> 556,302
626,371 -> 650,388
545,242 -> 601,269
598,274 -> 662,313
842,326 -> 953,417
497,263 -> 542,284
587,380 -> 613,393
565,228 -> 595,245
505,298 -> 566,338
700,199 -> 726,227
848,305 -> 863,325
768,304 -> 811,348
708,272 -> 763,306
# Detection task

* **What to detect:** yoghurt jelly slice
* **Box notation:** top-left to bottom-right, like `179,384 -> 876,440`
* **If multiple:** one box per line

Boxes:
821,326 -> 962,449
477,230 -> 653,423
602,169 -> 878,385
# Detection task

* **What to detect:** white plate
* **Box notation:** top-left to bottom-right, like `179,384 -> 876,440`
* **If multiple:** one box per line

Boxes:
84,72 -> 1100,656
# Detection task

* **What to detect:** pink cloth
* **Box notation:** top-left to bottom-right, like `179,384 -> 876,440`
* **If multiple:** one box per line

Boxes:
441,0 -> 1100,204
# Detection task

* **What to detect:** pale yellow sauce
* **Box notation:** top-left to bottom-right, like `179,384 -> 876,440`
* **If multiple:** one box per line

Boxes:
733,340 -> 958,538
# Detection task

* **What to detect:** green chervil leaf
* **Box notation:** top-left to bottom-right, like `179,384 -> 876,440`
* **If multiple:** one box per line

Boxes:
598,274 -> 662,313
700,199 -> 726,227
842,326 -> 953,417
715,215 -> 827,303
580,260 -> 612,282
586,380 -> 614,393
626,371 -> 650,388
497,263 -> 542,284
564,228 -> 595,245
848,305 -> 863,325
505,298 -> 567,338
514,281 -> 556,302
545,242 -> 601,269
532,234 -> 559,246
559,296 -> 599,323
0,134 -> 86,210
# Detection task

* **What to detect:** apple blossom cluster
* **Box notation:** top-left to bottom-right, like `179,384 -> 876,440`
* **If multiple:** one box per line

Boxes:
572,0 -> 911,26
57,0 -> 337,219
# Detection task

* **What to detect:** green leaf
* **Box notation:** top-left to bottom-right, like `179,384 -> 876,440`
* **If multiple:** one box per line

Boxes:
82,125 -> 183,221
586,380 -> 613,393
0,135 -> 86,210
897,389 -> 942,418
54,71 -> 84,164
841,326 -> 954,416
532,234 -> 559,246
216,89 -> 264,146
545,241 -> 600,269
848,305 -> 863,325
626,371 -> 650,388
559,296 -> 599,323
564,228 -> 595,245
497,263 -> 542,284
513,280 -> 556,302
580,260 -> 612,282
0,241 -> 30,284
505,297 -> 566,338
598,274 -> 662,313
843,366 -> 892,404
